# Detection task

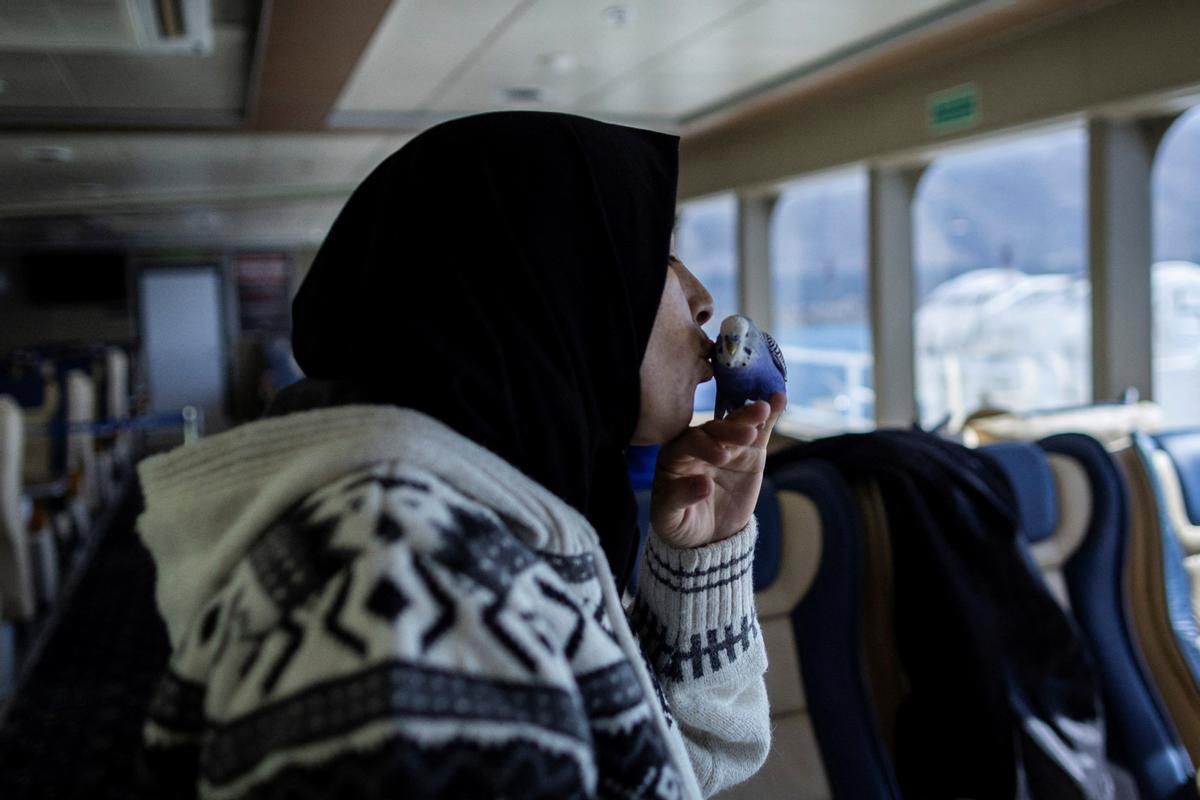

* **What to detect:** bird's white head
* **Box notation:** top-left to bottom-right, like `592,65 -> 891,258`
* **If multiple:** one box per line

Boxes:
715,314 -> 755,368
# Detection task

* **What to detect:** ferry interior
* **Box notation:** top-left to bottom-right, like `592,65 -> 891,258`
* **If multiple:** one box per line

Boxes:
1,0 -> 1200,797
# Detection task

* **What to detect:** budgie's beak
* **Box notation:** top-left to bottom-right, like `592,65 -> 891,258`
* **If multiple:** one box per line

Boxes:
724,339 -> 738,358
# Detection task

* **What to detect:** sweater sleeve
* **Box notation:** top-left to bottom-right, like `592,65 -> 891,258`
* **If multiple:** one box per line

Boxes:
628,517 -> 771,797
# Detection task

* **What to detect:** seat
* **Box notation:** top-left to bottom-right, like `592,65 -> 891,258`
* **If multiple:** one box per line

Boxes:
720,461 -> 899,799
65,368 -> 99,515
104,345 -> 132,475
0,354 -> 61,487
983,436 -> 1196,799
0,396 -> 36,622
1119,431 -> 1200,774
964,401 -> 1162,447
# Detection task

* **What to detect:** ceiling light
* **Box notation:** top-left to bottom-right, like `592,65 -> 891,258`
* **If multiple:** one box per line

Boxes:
21,145 -> 75,164
539,51 -> 579,74
603,5 -> 636,28
498,86 -> 543,103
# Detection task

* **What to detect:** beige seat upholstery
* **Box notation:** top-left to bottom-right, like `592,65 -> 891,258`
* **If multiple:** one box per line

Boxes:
964,402 -> 1162,448
20,361 -> 61,486
65,369 -> 99,514
0,396 -> 36,621
718,490 -> 830,799
105,346 -> 132,472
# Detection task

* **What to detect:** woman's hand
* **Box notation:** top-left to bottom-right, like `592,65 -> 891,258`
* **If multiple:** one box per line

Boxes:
650,392 -> 787,549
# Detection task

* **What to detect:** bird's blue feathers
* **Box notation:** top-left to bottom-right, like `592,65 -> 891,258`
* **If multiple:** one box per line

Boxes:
710,315 -> 787,420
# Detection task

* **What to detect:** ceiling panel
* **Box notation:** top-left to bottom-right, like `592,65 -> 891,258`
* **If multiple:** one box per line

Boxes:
0,132 -> 396,222
424,0 -> 749,113
590,0 -> 969,116
0,196 -> 348,249
0,51 -> 77,107
57,26 -> 249,112
338,0 -> 527,113
0,134 -> 128,203
0,0 -> 64,41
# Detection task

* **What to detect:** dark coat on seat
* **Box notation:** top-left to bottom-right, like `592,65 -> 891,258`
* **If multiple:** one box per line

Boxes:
768,429 -> 1114,800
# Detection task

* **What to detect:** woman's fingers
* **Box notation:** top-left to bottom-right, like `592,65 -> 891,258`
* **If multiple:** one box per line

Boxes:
659,394 -> 787,473
753,392 -> 787,448
659,427 -> 734,469
699,416 -> 760,447
655,474 -> 711,515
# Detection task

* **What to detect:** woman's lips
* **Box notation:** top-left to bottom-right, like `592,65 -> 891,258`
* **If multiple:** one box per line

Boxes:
698,357 -> 714,383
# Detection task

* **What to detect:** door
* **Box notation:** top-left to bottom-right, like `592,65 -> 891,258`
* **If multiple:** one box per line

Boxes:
139,267 -> 228,434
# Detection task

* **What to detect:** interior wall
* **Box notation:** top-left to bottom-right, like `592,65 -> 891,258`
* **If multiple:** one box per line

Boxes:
679,0 -> 1200,198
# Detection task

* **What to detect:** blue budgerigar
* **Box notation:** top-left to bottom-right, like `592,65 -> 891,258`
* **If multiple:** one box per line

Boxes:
710,314 -> 787,420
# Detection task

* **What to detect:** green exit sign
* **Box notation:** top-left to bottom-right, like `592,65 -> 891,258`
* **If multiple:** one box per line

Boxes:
928,84 -> 981,133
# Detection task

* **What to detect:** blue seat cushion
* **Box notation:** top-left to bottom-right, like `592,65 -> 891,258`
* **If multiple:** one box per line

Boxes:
752,478 -> 781,592
981,442 -> 1059,544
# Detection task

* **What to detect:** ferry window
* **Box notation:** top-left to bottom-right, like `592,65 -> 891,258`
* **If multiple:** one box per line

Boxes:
769,169 -> 872,430
1152,106 -> 1200,428
913,127 -> 1089,429
675,193 -> 738,412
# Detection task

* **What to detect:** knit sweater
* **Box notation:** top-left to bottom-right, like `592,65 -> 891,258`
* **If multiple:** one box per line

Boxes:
136,406 -> 769,799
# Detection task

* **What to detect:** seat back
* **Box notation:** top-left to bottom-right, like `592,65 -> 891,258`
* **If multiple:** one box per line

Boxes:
982,441 -> 1086,606
0,396 -> 35,621
721,461 -> 899,799
984,436 -> 1195,798
0,356 -> 61,485
1119,431 -> 1200,770
964,401 -> 1162,447
65,369 -> 99,511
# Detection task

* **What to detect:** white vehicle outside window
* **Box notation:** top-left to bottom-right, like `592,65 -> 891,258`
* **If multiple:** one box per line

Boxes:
914,127 -> 1090,428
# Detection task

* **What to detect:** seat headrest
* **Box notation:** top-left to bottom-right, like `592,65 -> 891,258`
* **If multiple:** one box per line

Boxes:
982,442 -> 1059,543
1154,431 -> 1200,526
753,478 -> 782,592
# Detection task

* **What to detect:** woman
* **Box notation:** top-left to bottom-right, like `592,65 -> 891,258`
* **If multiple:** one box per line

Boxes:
136,111 -> 784,799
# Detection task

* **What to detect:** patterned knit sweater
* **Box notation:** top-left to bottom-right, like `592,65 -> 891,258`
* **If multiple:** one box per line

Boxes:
136,406 -> 769,799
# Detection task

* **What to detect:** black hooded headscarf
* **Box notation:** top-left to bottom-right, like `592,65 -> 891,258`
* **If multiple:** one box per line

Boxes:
290,112 -> 679,591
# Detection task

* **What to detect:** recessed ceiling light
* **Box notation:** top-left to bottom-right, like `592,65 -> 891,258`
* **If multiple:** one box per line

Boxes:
603,5 -> 636,28
498,86 -> 543,103
21,145 -> 75,164
539,51 -> 579,74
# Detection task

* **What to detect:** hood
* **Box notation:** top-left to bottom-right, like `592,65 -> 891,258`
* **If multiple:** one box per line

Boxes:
137,405 -> 595,648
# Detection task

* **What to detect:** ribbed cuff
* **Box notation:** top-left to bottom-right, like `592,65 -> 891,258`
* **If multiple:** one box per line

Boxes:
632,518 -> 760,682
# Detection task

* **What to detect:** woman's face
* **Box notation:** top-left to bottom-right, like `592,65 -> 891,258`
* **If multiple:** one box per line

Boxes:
632,257 -> 715,445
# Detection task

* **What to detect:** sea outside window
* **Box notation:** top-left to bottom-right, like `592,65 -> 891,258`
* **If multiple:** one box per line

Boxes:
1152,106 -> 1200,428
769,169 -> 872,431
913,127 -> 1090,429
675,193 -> 738,412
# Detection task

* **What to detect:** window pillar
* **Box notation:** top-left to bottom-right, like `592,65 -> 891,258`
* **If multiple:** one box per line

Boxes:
868,166 -> 923,428
737,193 -> 778,333
1087,117 -> 1160,403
